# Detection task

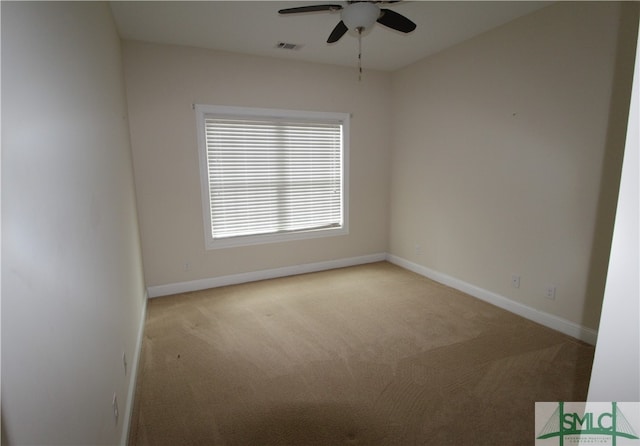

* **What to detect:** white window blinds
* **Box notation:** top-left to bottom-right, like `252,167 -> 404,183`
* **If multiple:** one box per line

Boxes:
196,106 -> 348,248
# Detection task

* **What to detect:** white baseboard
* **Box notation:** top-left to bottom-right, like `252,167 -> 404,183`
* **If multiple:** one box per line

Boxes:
121,290 -> 148,446
145,252 -> 597,345
386,254 -> 598,345
147,253 -> 387,298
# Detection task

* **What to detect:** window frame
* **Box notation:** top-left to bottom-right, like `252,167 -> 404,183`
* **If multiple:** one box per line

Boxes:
195,104 -> 350,250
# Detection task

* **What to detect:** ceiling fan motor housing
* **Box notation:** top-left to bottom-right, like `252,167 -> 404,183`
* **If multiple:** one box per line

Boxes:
342,2 -> 380,31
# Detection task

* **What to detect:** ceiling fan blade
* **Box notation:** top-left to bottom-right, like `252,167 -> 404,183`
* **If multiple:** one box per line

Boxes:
278,4 -> 343,14
376,9 -> 416,33
327,20 -> 348,43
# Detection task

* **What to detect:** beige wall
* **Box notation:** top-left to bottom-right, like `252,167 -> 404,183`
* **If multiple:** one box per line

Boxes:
389,1 -> 638,330
122,42 -> 391,287
1,2 -> 146,444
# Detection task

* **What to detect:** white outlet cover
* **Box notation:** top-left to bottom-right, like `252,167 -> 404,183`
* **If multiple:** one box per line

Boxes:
546,286 -> 556,300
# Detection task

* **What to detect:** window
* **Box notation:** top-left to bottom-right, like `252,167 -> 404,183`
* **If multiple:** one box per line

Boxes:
195,105 -> 349,249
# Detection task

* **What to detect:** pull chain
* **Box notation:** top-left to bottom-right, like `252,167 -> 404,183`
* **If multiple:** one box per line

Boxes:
357,27 -> 363,82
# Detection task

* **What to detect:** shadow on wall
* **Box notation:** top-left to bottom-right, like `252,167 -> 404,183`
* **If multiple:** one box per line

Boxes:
583,2 -> 639,331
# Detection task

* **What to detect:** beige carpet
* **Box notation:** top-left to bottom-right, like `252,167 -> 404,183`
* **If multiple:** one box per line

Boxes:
128,262 -> 594,445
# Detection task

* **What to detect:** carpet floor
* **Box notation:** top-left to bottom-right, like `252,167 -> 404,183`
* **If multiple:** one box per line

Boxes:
128,261 -> 594,445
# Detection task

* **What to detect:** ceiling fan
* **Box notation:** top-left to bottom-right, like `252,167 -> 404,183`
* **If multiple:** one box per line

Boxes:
278,1 -> 417,44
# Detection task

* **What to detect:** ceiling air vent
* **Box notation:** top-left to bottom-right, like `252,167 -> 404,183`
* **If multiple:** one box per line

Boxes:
276,42 -> 302,50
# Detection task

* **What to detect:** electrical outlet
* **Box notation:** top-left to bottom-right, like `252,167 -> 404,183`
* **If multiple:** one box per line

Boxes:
545,286 -> 556,300
112,393 -> 119,425
511,275 -> 521,289
415,244 -> 423,256
123,352 -> 127,376
183,262 -> 191,271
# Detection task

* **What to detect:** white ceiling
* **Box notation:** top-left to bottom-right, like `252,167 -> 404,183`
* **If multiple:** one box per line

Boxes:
110,1 -> 551,72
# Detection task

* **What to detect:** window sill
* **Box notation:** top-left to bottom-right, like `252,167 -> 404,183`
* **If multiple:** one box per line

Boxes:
206,226 -> 349,250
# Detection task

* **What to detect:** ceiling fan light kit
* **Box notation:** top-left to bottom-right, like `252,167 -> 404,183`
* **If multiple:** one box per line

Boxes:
342,2 -> 379,32
279,1 -> 417,80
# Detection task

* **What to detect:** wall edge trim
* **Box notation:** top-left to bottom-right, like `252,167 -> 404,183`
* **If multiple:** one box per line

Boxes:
146,253 -> 387,298
386,254 -> 598,345
146,253 -> 597,345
